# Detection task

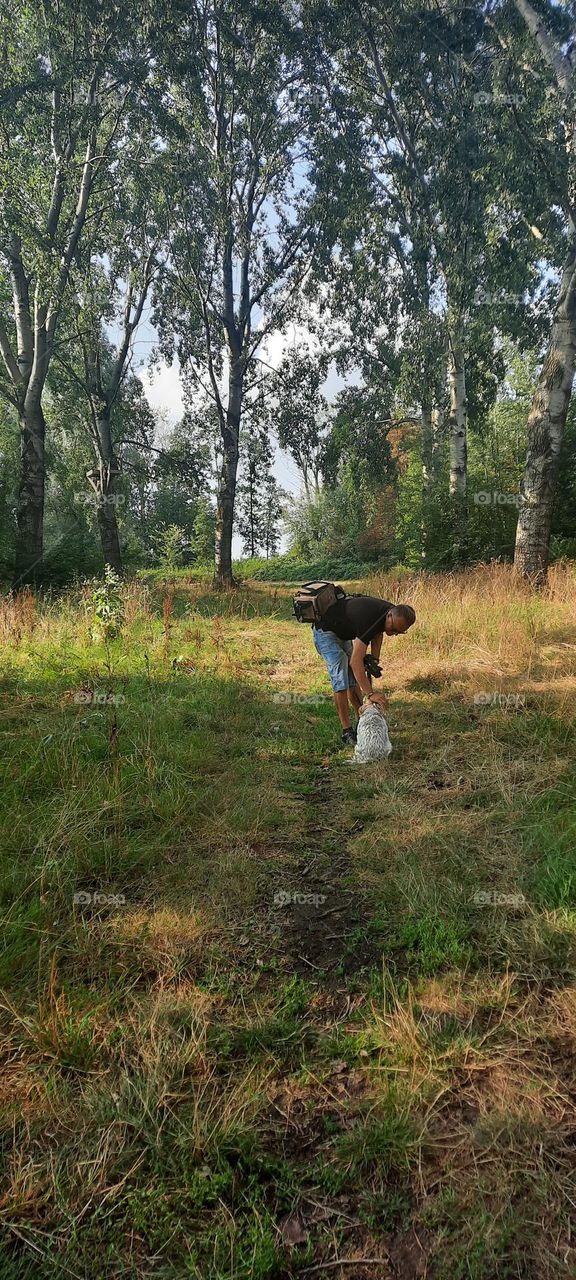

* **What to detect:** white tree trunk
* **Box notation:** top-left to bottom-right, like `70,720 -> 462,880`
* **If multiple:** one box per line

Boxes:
447,324 -> 467,498
421,399 -> 433,496
512,0 -> 576,584
431,404 -> 445,477
514,241 -> 576,582
214,363 -> 243,587
421,398 -> 433,564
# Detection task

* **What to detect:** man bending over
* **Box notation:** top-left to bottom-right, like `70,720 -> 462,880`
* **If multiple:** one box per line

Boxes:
312,595 -> 416,745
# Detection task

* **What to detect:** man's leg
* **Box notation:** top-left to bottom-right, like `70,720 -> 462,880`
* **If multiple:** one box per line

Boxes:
349,685 -> 362,716
313,627 -> 356,737
334,689 -> 352,728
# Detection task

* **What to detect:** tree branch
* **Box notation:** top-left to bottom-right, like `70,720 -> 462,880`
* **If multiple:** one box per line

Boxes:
513,0 -> 574,97
5,235 -> 34,378
46,127 -> 97,350
0,316 -> 22,389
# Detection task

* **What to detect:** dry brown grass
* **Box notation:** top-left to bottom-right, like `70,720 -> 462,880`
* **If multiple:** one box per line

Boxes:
0,563 -> 575,1277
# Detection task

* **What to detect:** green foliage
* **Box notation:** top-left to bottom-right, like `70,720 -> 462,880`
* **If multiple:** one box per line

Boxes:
325,384 -> 395,487
152,524 -> 186,574
235,552 -> 376,582
147,413 -> 213,551
89,566 -> 125,642
0,0 -> 574,592
0,403 -> 20,580
284,465 -> 397,567
269,346 -> 331,493
235,429 -> 286,558
191,498 -> 216,565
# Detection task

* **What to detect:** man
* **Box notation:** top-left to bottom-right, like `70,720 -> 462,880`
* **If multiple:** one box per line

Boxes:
312,595 -> 416,745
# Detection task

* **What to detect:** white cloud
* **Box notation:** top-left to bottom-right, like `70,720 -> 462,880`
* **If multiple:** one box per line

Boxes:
139,359 -> 185,426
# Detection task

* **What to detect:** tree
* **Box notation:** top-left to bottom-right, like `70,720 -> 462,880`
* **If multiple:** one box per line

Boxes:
43,369 -> 158,580
57,151 -> 165,571
235,427 -> 284,557
312,0 -> 543,563
0,399 -> 19,579
154,0 -> 322,587
148,412 -> 212,554
0,0 -> 159,585
312,1 -> 480,521
323,384 -> 394,487
261,476 -> 286,559
272,347 -> 331,498
503,0 -> 576,582
191,497 -> 216,564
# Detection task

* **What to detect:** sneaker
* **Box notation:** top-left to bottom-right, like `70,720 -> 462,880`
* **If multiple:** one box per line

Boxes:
341,726 -> 357,746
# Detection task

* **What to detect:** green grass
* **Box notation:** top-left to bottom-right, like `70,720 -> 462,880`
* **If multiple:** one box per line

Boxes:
0,566 -> 575,1277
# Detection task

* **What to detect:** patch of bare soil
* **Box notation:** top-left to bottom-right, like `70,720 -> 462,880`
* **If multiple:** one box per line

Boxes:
385,1225 -> 433,1279
279,763 -> 379,980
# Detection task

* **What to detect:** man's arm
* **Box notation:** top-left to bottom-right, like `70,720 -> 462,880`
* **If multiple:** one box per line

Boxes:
350,638 -> 371,695
370,631 -> 383,663
350,637 -> 388,708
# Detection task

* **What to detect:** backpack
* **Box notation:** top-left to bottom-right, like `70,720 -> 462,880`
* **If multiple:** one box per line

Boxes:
292,581 -> 346,626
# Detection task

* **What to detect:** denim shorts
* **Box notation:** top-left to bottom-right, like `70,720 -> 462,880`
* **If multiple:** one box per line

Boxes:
312,626 -> 356,693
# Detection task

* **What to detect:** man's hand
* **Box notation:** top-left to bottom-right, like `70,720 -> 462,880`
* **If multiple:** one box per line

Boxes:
368,692 -> 389,712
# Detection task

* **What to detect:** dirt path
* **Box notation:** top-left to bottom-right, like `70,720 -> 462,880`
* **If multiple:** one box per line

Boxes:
279,757 -> 377,980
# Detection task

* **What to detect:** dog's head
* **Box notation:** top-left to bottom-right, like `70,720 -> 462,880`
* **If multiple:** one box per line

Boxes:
358,700 -> 386,719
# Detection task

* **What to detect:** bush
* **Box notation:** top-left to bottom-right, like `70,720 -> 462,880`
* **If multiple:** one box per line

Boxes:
233,554 -> 381,582
137,565 -> 213,583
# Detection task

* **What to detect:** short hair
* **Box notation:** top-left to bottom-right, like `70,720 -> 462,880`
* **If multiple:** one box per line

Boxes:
389,604 -> 416,629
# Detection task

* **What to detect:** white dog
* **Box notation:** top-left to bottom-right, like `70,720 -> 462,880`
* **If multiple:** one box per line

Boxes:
353,702 -> 393,764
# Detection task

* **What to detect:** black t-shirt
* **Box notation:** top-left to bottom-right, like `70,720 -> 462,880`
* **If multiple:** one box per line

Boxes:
319,595 -> 394,643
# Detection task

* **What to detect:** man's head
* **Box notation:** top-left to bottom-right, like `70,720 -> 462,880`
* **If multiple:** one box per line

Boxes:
384,604 -> 416,636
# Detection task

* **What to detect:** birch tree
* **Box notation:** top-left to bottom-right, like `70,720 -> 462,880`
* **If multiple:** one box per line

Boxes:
315,0 -> 540,562
501,0 -> 576,582
323,0 -> 485,509
58,155 -> 166,572
0,0 -> 157,585
155,0 -> 322,587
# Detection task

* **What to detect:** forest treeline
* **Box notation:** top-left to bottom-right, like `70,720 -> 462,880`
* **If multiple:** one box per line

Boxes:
1,0 -> 576,589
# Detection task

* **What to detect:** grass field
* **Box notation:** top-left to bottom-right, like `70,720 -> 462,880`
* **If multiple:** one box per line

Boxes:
0,563 -> 575,1279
